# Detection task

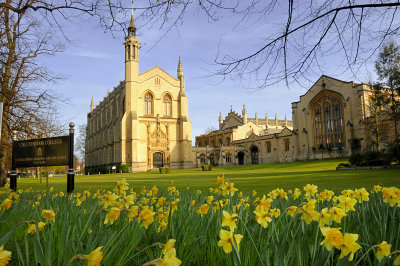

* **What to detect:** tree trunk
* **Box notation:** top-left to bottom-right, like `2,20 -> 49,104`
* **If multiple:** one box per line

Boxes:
0,104 -> 10,186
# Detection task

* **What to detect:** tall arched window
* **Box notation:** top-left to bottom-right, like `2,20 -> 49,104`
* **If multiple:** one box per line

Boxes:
311,91 -> 345,148
144,93 -> 153,115
163,94 -> 171,116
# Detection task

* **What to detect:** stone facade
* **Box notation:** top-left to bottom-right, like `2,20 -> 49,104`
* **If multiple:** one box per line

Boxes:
193,75 -> 399,167
85,16 -> 192,171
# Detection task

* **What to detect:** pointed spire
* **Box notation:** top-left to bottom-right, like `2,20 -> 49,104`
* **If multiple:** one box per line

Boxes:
230,105 -> 233,112
219,112 -> 223,121
128,3 -> 136,37
219,112 -> 223,129
285,114 -> 288,127
265,113 -> 269,128
255,113 -> 258,125
275,114 -> 278,127
177,56 -> 183,77
242,104 -> 247,124
90,97 -> 94,112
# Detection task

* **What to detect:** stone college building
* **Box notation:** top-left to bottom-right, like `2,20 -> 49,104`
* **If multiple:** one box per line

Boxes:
85,16 -> 398,171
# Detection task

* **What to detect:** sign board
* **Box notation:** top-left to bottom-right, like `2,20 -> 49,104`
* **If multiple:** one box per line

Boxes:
13,136 -> 69,168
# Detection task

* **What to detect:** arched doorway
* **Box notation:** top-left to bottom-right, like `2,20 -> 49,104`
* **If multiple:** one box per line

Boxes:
251,146 -> 259,164
210,154 -> 215,166
237,152 -> 244,165
153,152 -> 163,168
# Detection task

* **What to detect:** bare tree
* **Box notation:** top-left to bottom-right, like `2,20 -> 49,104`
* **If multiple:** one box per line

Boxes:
2,0 -> 400,186
75,123 -> 86,164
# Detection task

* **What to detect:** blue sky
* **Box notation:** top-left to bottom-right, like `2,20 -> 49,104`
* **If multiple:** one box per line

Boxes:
39,3 -> 388,141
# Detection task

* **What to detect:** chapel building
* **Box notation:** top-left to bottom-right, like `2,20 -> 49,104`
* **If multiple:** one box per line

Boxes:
193,75 -> 399,167
85,15 -> 193,171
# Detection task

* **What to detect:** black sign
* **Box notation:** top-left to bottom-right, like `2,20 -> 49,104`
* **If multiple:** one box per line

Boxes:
13,136 -> 69,168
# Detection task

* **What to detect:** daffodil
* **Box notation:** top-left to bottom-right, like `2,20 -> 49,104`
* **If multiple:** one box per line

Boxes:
128,205 -> 139,222
373,185 -> 382,193
221,182 -> 238,197
254,205 -> 272,228
287,206 -> 297,217
27,222 -> 46,235
197,204 -> 210,216
394,254 -> 400,266
339,233 -> 361,261
1,199 -> 12,210
375,241 -> 391,262
320,227 -> 344,251
138,206 -> 155,228
216,175 -> 225,185
217,229 -> 243,254
84,246 -> 103,266
304,184 -> 318,198
104,207 -> 121,225
0,245 -> 12,265
319,208 -> 331,226
258,195 -> 273,212
222,211 -> 238,231
270,208 -> 280,218
330,207 -> 346,224
338,195 -> 357,212
205,196 -> 214,204
162,239 -> 176,254
355,188 -> 369,203
293,188 -> 301,199
41,208 -> 56,222
156,248 -> 181,266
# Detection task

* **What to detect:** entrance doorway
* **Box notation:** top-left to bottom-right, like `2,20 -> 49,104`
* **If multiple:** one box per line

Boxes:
238,152 -> 244,165
251,146 -> 259,164
153,152 -> 164,168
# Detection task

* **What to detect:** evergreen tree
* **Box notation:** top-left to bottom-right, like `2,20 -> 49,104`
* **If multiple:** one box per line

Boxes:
375,40 -> 400,160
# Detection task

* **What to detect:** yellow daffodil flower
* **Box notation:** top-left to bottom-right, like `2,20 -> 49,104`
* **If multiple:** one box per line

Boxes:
1,199 -> 12,210
355,188 -> 369,203
162,239 -> 176,254
84,246 -> 103,266
217,229 -> 243,254
270,208 -> 280,218
41,208 -> 56,222
222,211 -> 238,231
156,248 -> 181,266
104,207 -> 121,225
338,195 -> 357,212
138,206 -> 155,228
375,241 -> 391,262
320,227 -> 344,251
254,205 -> 272,228
287,206 -> 297,217
339,233 -> 361,261
0,245 -> 12,265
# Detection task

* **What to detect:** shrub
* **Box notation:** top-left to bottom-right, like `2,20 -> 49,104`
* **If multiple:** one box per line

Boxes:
349,153 -> 363,166
159,167 -> 171,174
202,165 -> 213,171
119,164 -> 130,173
337,163 -> 351,168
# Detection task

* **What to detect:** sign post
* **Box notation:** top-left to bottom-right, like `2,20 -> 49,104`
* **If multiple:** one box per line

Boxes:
10,122 -> 74,192
67,122 -> 75,193
9,131 -> 17,191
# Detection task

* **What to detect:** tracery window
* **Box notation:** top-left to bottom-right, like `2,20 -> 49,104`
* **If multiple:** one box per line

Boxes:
163,94 -> 171,116
311,92 -> 345,148
144,93 -> 153,115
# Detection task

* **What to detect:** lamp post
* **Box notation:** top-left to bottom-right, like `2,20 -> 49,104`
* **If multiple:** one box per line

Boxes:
67,122 -> 75,193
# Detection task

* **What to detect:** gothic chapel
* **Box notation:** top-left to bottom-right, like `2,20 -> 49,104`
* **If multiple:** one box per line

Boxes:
85,15 -> 193,171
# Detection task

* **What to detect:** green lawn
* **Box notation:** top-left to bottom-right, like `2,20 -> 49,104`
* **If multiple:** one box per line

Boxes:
16,159 -> 400,194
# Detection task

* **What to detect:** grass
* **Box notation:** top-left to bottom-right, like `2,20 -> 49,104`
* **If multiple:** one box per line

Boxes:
17,159 -> 400,194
